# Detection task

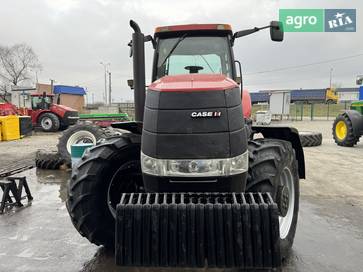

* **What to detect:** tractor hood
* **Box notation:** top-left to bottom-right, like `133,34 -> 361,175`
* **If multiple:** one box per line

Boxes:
50,103 -> 78,113
148,74 -> 238,92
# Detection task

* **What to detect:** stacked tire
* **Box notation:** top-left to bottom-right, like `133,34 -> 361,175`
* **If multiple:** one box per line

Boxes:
35,123 -> 123,170
35,150 -> 65,170
298,131 -> 322,147
57,124 -> 122,166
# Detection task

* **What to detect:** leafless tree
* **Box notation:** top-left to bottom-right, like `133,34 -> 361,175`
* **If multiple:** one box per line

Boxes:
0,43 -> 41,91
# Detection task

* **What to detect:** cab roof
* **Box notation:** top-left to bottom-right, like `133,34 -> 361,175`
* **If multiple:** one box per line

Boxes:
31,93 -> 54,96
154,24 -> 233,37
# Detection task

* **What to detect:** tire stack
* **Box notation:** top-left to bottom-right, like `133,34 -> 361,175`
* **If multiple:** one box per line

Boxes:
35,124 -> 123,170
298,131 -> 322,147
35,150 -> 66,170
57,124 -> 122,166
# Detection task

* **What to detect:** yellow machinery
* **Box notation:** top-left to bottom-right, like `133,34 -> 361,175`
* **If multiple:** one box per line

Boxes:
0,115 -> 20,141
326,88 -> 338,103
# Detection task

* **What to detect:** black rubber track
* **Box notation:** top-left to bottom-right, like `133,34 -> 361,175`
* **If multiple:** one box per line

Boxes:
332,113 -> 360,147
66,136 -> 142,248
57,124 -> 122,165
247,138 -> 300,259
299,131 -> 322,147
35,150 -> 65,170
38,112 -> 60,132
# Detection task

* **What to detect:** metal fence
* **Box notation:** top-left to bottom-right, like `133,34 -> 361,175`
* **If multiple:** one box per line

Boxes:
252,102 -> 351,121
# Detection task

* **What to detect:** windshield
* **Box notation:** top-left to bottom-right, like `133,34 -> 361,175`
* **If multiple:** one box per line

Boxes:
156,36 -> 233,79
32,96 -> 52,110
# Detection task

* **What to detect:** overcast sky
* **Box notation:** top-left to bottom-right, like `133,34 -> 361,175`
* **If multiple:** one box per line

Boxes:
0,0 -> 362,102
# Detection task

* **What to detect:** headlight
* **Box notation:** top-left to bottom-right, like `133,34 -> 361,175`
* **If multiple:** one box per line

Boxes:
141,151 -> 248,177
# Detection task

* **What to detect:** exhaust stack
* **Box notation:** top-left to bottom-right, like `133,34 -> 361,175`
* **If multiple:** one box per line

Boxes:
130,20 -> 146,122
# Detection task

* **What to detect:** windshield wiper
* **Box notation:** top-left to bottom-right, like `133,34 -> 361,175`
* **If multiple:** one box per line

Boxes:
199,55 -> 215,73
158,34 -> 187,68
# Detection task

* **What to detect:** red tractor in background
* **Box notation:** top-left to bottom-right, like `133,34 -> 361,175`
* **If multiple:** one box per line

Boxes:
0,92 -> 79,132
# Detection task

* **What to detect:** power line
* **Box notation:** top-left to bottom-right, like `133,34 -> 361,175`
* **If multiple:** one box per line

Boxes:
245,52 -> 363,75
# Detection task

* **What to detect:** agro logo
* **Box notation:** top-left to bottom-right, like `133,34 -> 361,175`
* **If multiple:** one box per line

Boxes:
191,111 -> 222,118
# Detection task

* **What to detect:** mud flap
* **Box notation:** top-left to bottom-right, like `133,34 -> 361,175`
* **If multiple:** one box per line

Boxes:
115,192 -> 281,269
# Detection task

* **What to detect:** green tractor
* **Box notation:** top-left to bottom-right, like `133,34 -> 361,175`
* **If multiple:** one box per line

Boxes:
332,77 -> 363,147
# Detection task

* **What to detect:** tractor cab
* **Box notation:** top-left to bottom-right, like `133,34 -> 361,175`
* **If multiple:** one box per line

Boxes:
153,24 -> 234,81
128,21 -> 283,122
30,93 -> 54,110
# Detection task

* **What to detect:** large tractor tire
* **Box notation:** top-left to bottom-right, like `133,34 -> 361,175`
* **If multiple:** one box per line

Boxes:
35,150 -> 65,170
299,131 -> 322,147
247,139 -> 299,259
333,113 -> 360,147
66,136 -> 143,248
57,124 -> 121,165
39,112 -> 60,132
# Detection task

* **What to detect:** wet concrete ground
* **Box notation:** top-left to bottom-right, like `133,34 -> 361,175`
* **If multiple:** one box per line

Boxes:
0,121 -> 363,272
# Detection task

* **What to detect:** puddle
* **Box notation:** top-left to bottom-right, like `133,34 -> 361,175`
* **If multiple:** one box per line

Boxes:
79,196 -> 363,272
35,168 -> 70,202
1,169 -> 363,272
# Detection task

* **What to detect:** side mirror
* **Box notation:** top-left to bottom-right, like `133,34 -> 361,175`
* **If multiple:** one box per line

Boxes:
127,79 -> 134,89
270,21 -> 284,42
235,76 -> 241,85
356,75 -> 363,85
128,41 -> 133,57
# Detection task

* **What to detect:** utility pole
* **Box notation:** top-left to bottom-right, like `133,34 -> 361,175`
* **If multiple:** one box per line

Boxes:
329,68 -> 333,89
108,72 -> 112,105
50,79 -> 55,94
100,62 -> 110,105
92,93 -> 95,104
85,87 -> 88,106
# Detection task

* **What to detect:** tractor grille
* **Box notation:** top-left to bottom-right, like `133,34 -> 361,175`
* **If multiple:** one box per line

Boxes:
115,192 -> 281,269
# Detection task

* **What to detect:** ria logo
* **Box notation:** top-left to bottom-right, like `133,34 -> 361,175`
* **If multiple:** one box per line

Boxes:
325,9 -> 356,32
191,111 -> 222,118
328,12 -> 352,28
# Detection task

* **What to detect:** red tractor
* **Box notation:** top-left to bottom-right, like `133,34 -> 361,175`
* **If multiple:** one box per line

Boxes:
66,20 -> 305,270
0,92 -> 79,132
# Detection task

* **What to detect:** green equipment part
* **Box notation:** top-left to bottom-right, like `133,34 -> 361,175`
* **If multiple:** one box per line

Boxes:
79,113 -> 129,121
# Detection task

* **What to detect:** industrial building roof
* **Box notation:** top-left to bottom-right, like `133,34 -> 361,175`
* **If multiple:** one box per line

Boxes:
53,85 -> 86,95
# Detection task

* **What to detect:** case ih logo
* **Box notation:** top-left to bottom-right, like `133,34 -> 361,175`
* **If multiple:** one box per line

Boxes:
191,111 -> 222,118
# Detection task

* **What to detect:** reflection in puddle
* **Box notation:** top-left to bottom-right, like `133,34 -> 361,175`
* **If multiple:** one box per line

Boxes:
35,168 -> 71,202
81,247 -> 209,272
